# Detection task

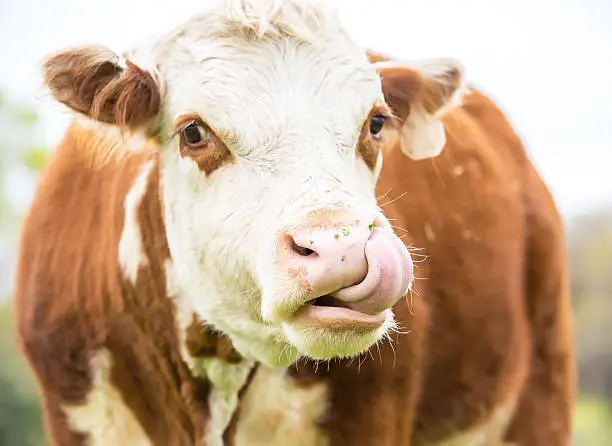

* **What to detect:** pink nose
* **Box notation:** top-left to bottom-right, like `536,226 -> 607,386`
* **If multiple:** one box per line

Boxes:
283,219 -> 413,315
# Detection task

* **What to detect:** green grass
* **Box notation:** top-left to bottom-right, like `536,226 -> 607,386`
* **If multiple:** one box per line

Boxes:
572,397 -> 612,445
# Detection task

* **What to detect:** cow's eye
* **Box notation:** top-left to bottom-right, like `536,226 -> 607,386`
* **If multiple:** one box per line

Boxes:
369,115 -> 386,136
181,122 -> 209,148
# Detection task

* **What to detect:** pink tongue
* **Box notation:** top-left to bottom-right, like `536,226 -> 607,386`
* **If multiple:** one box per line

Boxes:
331,227 -> 413,315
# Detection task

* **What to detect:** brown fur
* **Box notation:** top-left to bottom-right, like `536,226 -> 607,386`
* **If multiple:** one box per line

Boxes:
15,60 -> 574,446
43,47 -> 160,131
371,57 -> 462,122
15,123 -> 210,445
185,315 -> 242,364
358,104 -> 396,170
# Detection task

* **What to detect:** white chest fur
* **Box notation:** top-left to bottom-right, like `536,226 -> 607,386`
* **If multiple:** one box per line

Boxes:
234,365 -> 329,446
200,358 -> 329,446
196,358 -> 255,446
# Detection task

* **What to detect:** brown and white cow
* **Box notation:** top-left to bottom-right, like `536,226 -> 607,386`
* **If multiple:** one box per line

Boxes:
14,1 -> 575,445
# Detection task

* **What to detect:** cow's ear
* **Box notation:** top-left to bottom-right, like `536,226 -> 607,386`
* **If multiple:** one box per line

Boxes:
371,52 -> 464,160
42,46 -> 160,130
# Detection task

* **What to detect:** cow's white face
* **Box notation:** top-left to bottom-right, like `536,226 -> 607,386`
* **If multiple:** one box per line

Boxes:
42,0 -> 464,367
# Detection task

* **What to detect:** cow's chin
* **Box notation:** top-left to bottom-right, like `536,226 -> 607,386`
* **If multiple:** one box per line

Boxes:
216,309 -> 395,368
281,309 -> 395,361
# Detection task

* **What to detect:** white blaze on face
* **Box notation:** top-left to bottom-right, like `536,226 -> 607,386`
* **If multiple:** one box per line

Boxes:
132,0 -> 391,366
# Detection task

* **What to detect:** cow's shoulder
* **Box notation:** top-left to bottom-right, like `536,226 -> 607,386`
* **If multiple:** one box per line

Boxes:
13,120 -> 205,444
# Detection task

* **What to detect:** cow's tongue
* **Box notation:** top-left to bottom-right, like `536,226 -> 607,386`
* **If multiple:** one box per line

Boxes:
330,227 -> 413,315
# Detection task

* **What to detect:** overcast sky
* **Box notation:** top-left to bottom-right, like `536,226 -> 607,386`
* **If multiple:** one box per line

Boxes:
1,0 -> 610,218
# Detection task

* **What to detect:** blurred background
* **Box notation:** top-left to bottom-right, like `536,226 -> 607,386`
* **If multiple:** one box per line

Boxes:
0,0 -> 610,444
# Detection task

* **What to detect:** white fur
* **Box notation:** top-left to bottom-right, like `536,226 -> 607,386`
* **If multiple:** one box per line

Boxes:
150,0 -> 390,366
282,310 -> 395,360
400,112 -> 447,160
118,161 -> 154,283
224,0 -> 334,41
234,365 -> 329,446
200,358 -> 255,446
104,0 -> 461,367
63,349 -> 151,446
164,259 -> 199,369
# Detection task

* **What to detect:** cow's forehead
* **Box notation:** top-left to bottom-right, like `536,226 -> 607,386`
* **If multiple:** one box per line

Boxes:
145,4 -> 384,153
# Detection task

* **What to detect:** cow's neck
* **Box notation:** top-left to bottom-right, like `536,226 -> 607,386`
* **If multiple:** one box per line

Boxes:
176,317 -> 257,445
194,356 -> 257,445
166,271 -> 259,443
184,349 -> 329,446
173,305 -> 329,446
171,300 -> 259,444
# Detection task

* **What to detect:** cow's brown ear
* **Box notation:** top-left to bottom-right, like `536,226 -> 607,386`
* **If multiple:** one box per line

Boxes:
42,46 -> 160,130
372,53 -> 464,160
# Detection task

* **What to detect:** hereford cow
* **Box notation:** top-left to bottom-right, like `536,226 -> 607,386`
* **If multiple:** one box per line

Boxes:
14,1 -> 575,445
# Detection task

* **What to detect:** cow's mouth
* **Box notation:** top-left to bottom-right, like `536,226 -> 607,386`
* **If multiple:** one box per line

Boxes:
294,294 -> 387,331
311,294 -> 350,308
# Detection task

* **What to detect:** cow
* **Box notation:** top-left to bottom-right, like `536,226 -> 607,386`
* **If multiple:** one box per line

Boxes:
14,1 -> 575,445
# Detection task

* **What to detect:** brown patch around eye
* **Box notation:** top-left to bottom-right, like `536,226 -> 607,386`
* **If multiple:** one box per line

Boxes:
174,114 -> 232,175
358,104 -> 398,170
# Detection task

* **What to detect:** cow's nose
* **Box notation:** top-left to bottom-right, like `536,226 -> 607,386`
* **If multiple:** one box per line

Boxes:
279,214 -> 413,319
287,237 -> 317,257
283,221 -> 374,298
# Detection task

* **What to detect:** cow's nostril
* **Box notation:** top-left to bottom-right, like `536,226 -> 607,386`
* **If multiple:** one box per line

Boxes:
289,238 -> 316,257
